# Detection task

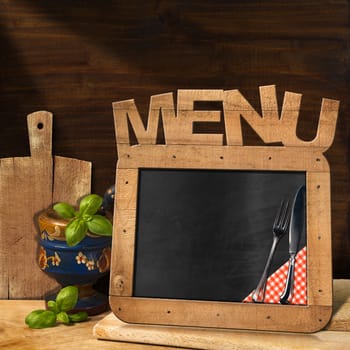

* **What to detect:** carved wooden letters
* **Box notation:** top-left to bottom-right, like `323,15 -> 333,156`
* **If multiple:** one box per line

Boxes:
113,85 -> 339,151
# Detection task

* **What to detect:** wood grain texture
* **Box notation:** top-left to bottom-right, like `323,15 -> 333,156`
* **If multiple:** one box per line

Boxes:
53,155 -> 92,204
116,144 -> 331,172
95,312 -> 350,350
97,280 -> 350,349
328,279 -> 350,331
0,112 -> 54,299
1,282 -> 349,350
0,1 -> 350,279
0,111 -> 92,299
0,300 -> 178,350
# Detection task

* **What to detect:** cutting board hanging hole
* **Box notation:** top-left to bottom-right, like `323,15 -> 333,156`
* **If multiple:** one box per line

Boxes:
27,111 -> 53,158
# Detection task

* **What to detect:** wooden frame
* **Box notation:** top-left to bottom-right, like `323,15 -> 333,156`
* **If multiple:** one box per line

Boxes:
109,87 -> 339,332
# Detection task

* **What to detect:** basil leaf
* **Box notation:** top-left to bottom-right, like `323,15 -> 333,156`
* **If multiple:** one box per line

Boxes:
68,311 -> 88,323
56,286 -> 79,312
65,219 -> 88,246
47,300 -> 59,314
79,194 -> 103,215
82,214 -> 93,222
53,202 -> 76,219
87,215 -> 112,236
57,311 -> 70,324
25,310 -> 56,329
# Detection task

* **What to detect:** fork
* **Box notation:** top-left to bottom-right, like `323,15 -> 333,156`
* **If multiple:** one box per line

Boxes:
252,200 -> 291,303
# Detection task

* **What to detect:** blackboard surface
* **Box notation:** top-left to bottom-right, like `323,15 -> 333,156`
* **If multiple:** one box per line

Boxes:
133,169 -> 306,302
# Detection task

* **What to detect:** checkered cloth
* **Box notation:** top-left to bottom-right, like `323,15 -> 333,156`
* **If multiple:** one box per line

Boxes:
243,246 -> 307,305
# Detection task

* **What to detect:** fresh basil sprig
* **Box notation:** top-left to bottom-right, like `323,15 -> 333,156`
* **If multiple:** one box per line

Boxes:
25,286 -> 88,329
53,194 -> 113,247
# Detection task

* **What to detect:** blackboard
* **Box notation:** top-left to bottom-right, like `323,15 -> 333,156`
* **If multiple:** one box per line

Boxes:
133,169 -> 306,303
109,146 -> 333,332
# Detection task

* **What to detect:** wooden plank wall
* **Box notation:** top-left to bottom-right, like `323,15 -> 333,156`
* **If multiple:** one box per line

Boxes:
0,0 -> 349,278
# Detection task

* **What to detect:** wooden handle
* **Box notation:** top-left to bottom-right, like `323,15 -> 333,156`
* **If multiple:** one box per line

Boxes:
27,111 -> 53,158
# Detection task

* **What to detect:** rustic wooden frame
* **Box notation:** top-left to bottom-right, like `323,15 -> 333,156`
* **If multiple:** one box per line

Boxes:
109,144 -> 332,332
109,87 -> 338,333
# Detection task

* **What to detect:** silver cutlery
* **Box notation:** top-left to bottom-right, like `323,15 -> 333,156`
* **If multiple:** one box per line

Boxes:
252,199 -> 291,303
280,185 -> 306,304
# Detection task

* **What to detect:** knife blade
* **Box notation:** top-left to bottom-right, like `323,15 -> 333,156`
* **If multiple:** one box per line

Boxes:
280,185 -> 306,304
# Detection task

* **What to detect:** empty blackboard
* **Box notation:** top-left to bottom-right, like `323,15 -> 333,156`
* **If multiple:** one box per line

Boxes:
133,169 -> 306,303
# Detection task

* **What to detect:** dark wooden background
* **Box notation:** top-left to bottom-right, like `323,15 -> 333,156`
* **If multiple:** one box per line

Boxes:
1,0 -> 350,278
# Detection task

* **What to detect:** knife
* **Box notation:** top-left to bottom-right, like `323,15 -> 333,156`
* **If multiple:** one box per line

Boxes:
280,185 -> 306,304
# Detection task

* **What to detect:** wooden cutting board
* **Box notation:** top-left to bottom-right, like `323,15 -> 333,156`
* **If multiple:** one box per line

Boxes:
0,111 -> 92,299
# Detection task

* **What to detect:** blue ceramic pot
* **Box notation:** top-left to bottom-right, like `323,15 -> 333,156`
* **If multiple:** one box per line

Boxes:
38,209 -> 112,315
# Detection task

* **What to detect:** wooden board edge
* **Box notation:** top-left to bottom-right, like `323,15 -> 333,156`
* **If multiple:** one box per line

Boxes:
100,280 -> 350,342
93,306 -> 335,349
52,155 -> 92,204
109,295 -> 332,333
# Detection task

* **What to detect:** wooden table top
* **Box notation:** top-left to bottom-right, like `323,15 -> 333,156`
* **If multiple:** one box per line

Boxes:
1,280 -> 350,350
0,300 -> 179,350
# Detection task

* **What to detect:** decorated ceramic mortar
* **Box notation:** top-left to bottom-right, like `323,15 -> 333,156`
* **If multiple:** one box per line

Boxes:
38,209 -> 112,315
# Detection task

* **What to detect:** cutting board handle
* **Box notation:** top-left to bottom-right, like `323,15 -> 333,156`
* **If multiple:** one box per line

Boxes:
27,111 -> 53,158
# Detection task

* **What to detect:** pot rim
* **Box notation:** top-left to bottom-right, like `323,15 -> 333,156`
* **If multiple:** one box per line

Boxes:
39,209 -> 70,226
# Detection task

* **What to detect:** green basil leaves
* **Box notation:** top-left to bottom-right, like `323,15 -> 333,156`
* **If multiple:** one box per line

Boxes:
53,194 -> 112,247
87,215 -> 113,236
79,194 -> 103,216
65,218 -> 88,247
25,310 -> 57,329
52,202 -> 76,219
25,286 -> 88,329
56,286 -> 79,312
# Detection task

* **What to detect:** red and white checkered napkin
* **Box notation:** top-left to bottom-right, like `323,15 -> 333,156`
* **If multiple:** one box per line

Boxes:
243,246 -> 307,305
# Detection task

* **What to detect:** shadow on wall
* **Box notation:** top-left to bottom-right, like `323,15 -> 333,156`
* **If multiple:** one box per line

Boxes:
1,0 -> 347,150
14,0 -> 347,136
0,21 -> 43,157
